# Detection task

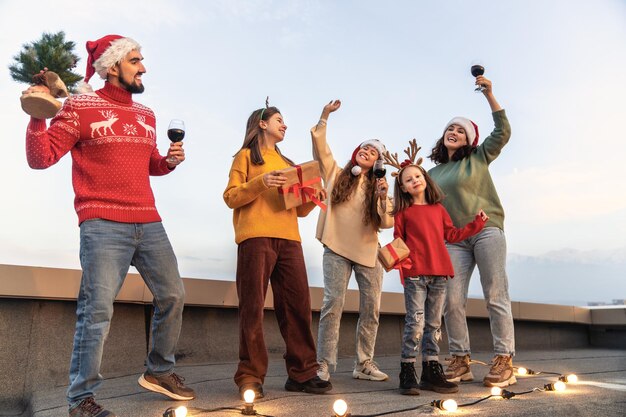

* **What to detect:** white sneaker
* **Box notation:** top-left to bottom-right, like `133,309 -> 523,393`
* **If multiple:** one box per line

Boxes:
317,361 -> 330,381
353,359 -> 388,381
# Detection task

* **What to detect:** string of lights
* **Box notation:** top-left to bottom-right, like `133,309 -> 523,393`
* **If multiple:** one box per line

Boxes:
328,370 -> 582,417
158,364 -> 626,417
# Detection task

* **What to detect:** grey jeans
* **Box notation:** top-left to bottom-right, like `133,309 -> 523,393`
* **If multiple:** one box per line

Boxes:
317,247 -> 383,366
401,276 -> 447,362
444,227 -> 516,356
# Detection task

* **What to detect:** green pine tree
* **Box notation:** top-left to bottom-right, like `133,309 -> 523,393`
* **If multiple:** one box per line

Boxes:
9,31 -> 83,92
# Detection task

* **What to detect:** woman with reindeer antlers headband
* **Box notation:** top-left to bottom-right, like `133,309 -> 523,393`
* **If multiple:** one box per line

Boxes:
427,75 -> 516,389
385,141 -> 487,395
311,100 -> 393,383
224,98 -> 331,400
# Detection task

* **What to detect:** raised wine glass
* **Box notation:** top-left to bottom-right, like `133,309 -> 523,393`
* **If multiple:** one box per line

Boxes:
470,62 -> 486,93
373,159 -> 386,179
167,119 -> 185,163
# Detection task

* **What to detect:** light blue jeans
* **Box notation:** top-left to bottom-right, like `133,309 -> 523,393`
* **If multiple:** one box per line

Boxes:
317,247 -> 383,367
67,220 -> 185,407
444,227 -> 515,356
401,276 -> 447,362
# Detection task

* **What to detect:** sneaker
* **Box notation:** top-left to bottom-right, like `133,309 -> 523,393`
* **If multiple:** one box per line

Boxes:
483,355 -> 517,388
398,362 -> 420,395
239,382 -> 264,400
285,376 -> 332,394
138,372 -> 196,400
353,359 -> 389,381
69,397 -> 116,417
419,361 -> 459,394
317,361 -> 330,382
444,354 -> 474,382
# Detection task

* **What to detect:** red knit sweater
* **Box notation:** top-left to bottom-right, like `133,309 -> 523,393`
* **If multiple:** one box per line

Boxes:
393,203 -> 486,278
26,82 -> 172,225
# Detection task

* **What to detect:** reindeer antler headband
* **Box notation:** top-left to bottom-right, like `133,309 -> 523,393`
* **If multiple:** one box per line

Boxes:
259,96 -> 270,120
382,139 -> 423,177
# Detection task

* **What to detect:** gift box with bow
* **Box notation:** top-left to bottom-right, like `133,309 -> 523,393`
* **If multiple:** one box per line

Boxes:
277,161 -> 327,211
378,238 -> 411,272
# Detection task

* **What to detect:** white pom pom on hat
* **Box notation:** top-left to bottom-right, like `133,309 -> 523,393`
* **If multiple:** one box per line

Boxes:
350,139 -> 386,176
444,117 -> 480,147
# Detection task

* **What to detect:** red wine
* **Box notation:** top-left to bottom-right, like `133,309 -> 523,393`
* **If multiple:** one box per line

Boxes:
373,160 -> 386,178
471,65 -> 485,77
168,128 -> 185,142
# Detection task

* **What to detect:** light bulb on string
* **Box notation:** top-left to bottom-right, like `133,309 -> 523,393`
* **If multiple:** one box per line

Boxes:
544,381 -> 567,392
333,399 -> 349,417
559,374 -> 578,384
243,389 -> 255,404
163,406 -> 188,417
491,387 -> 503,397
516,366 -> 536,376
242,389 -> 257,415
432,399 -> 458,412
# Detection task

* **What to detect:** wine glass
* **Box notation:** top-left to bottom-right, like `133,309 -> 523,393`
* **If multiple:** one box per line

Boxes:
167,119 -> 185,163
373,159 -> 386,179
470,61 -> 485,92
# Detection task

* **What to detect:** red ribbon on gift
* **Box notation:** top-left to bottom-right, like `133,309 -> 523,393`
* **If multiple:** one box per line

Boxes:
279,165 -> 327,211
386,242 -> 413,286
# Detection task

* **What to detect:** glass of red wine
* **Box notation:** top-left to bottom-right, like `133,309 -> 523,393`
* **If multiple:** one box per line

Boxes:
470,63 -> 485,92
373,159 -> 386,179
167,119 -> 185,163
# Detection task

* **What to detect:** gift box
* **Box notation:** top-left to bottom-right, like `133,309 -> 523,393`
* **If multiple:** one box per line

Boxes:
277,161 -> 326,211
378,238 -> 411,272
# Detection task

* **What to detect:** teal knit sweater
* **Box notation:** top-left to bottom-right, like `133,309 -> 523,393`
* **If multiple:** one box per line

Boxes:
428,110 -> 511,231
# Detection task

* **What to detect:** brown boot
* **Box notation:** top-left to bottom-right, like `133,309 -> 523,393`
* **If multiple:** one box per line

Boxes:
483,355 -> 517,387
444,354 -> 473,382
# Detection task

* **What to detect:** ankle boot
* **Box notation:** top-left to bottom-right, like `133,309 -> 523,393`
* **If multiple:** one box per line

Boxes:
399,362 -> 420,395
419,361 -> 459,393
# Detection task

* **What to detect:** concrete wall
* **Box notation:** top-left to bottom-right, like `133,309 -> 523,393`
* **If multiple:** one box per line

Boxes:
0,298 -> 595,415
1,264 -> 624,415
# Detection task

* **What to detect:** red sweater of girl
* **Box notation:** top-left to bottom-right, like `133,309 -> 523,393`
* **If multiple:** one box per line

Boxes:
25,82 -> 172,225
393,203 -> 486,278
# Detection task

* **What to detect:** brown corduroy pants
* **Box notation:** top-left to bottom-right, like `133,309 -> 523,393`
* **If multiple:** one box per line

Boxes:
234,237 -> 318,387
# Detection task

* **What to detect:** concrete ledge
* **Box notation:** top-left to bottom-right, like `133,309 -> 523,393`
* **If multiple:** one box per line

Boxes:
1,264 -> 617,325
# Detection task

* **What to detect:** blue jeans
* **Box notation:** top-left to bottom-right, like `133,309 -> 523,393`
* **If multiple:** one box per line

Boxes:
444,227 -> 515,356
67,220 -> 185,406
401,276 -> 447,362
317,247 -> 383,366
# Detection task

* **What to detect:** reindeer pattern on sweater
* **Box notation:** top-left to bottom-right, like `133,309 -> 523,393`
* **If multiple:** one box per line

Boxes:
26,83 -> 172,224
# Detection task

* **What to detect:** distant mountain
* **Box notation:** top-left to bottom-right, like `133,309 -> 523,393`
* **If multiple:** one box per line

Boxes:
506,247 -> 626,306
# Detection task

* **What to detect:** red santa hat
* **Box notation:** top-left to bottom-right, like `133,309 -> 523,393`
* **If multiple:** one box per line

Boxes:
78,34 -> 141,93
444,117 -> 479,147
350,139 -> 386,176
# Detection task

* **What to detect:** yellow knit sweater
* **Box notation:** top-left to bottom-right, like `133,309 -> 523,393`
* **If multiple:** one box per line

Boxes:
224,147 -> 315,244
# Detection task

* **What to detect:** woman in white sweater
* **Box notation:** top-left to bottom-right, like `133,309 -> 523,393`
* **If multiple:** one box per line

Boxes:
311,100 -> 393,382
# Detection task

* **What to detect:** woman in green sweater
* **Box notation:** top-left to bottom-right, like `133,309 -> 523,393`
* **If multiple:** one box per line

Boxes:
428,76 -> 516,388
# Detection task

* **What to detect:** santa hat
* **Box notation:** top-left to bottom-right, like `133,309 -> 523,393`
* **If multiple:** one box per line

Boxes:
77,34 -> 141,93
350,139 -> 386,176
444,117 -> 479,147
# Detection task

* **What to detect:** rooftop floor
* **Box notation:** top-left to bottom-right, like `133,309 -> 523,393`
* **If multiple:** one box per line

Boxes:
28,348 -> 626,417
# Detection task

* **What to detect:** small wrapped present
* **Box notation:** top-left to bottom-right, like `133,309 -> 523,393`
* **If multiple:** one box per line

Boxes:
277,161 -> 326,211
378,238 -> 411,272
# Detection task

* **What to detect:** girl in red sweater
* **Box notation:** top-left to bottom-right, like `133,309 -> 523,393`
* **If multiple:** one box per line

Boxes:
389,152 -> 487,395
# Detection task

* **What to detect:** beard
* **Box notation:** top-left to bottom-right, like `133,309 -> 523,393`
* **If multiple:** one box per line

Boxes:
118,67 -> 145,94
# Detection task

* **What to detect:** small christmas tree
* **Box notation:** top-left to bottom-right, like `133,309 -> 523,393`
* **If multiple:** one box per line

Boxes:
9,31 -> 83,92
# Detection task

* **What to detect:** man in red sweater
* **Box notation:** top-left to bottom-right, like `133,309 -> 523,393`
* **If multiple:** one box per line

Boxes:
23,35 -> 194,417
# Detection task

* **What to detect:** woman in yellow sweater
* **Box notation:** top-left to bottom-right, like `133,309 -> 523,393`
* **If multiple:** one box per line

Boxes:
312,100 -> 394,382
224,105 -> 332,399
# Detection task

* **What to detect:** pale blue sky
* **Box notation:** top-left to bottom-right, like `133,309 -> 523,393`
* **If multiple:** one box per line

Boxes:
1,0 -> 625,304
